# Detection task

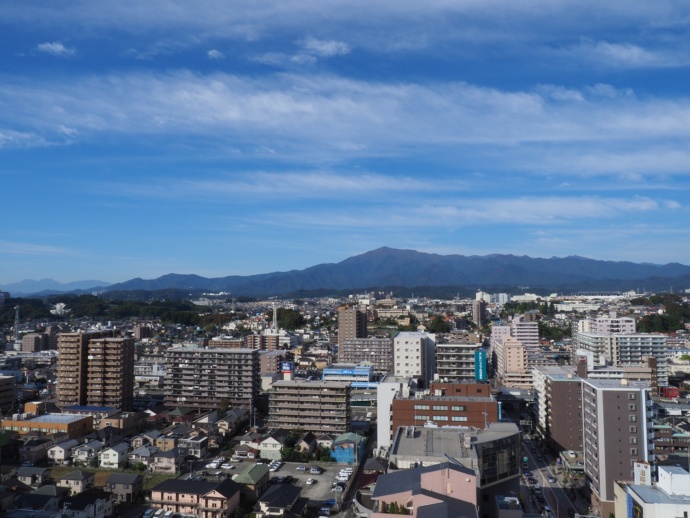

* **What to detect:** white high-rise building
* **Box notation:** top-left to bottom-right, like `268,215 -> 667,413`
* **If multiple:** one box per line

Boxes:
393,331 -> 436,386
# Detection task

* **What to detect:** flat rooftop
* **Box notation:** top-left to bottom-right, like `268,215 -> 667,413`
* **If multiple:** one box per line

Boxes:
7,413 -> 88,424
391,422 -> 520,460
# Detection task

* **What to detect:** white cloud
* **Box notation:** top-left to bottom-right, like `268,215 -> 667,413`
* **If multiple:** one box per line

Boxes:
562,39 -> 689,68
207,49 -> 225,59
0,240 -> 71,256
301,37 -> 350,57
36,41 -> 75,56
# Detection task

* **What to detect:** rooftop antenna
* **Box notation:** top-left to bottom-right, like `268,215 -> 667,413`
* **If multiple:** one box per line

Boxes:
13,306 -> 20,343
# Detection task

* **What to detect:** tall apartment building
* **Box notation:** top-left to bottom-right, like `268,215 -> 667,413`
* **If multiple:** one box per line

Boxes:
0,375 -> 15,414
337,307 -> 367,347
22,332 -> 49,352
532,366 -> 584,452
576,332 -> 669,387
339,337 -> 393,373
268,380 -> 351,434
435,341 -> 481,382
57,330 -> 134,409
581,378 -> 653,517
472,300 -> 487,328
164,347 -> 259,411
589,313 -> 636,334
494,337 -> 531,388
86,336 -> 135,410
393,332 -> 436,386
511,318 -> 539,353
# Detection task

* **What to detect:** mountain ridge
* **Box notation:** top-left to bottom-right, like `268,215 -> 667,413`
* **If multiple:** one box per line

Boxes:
101,247 -> 690,296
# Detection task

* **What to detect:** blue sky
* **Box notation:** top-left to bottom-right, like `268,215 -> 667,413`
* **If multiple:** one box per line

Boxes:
2,1 -> 690,285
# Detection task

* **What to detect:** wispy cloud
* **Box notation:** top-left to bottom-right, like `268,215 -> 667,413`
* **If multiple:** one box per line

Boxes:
560,39 -> 690,68
36,41 -> 75,56
207,49 -> 225,59
102,171 -> 467,200
300,37 -> 350,57
0,240 -> 72,256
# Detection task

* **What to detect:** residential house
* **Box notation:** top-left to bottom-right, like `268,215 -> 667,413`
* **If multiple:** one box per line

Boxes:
149,447 -> 183,474
233,463 -> 270,502
130,430 -> 161,449
47,439 -> 80,465
58,470 -> 96,496
104,473 -> 143,504
315,434 -> 336,450
233,444 -> 259,460
260,429 -> 289,461
179,432 -> 208,459
253,483 -> 303,518
15,487 -> 63,513
98,443 -> 129,469
216,408 -> 250,437
16,467 -> 51,489
150,479 -> 241,518
19,437 -> 53,466
63,488 -> 115,518
370,463 -> 478,518
72,440 -> 103,467
294,432 -> 316,455
128,445 -> 159,468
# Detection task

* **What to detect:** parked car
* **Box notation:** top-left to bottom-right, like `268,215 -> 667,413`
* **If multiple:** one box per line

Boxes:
310,466 -> 322,474
306,478 -> 316,485
296,465 -> 307,471
528,477 -> 537,484
221,463 -> 235,470
205,462 -> 219,469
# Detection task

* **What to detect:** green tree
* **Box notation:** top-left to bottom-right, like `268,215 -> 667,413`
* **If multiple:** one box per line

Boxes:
427,315 -> 450,333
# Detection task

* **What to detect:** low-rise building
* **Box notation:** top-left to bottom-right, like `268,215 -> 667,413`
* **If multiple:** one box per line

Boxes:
150,479 -> 241,518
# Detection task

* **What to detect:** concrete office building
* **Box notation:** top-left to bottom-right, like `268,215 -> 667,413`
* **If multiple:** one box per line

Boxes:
339,337 -> 393,373
435,341 -> 482,382
164,347 -> 259,410
338,307 -> 367,347
581,378 -> 653,517
493,337 -> 532,388
376,375 -> 417,452
57,330 -> 124,409
614,466 -> 690,518
389,422 -> 522,507
22,333 -> 49,353
268,380 -> 351,435
390,382 -> 498,435
86,336 -> 135,410
393,331 -> 436,386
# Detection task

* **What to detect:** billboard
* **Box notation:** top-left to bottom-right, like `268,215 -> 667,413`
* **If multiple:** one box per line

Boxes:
280,362 -> 293,373
474,349 -> 487,381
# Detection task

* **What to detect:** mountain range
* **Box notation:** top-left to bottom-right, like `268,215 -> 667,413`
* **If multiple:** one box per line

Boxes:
5,247 -> 690,298
102,247 -> 690,296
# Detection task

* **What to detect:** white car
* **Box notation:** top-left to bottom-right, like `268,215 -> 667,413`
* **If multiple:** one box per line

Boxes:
306,478 -> 316,485
205,462 -> 220,469
221,463 -> 235,470
335,475 -> 349,482
296,466 -> 307,471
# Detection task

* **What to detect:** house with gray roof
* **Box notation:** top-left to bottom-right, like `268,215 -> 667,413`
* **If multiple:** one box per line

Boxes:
16,467 -> 51,488
254,483 -> 304,518
57,470 -> 96,496
104,473 -> 143,503
150,478 -> 241,518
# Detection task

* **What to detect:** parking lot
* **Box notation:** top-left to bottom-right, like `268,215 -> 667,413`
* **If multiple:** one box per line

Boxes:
267,461 -> 351,509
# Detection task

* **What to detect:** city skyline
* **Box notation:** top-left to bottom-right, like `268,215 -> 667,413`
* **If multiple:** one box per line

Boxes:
2,1 -> 690,284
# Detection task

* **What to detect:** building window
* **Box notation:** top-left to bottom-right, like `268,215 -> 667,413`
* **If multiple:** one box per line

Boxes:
628,393 -> 636,400
630,426 -> 637,433
629,415 -> 637,422
451,416 -> 468,422
630,448 -> 638,456
414,405 -> 429,411
451,406 -> 466,411
432,405 -> 447,411
630,437 -> 637,444
628,404 -> 636,411
432,416 -> 448,421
